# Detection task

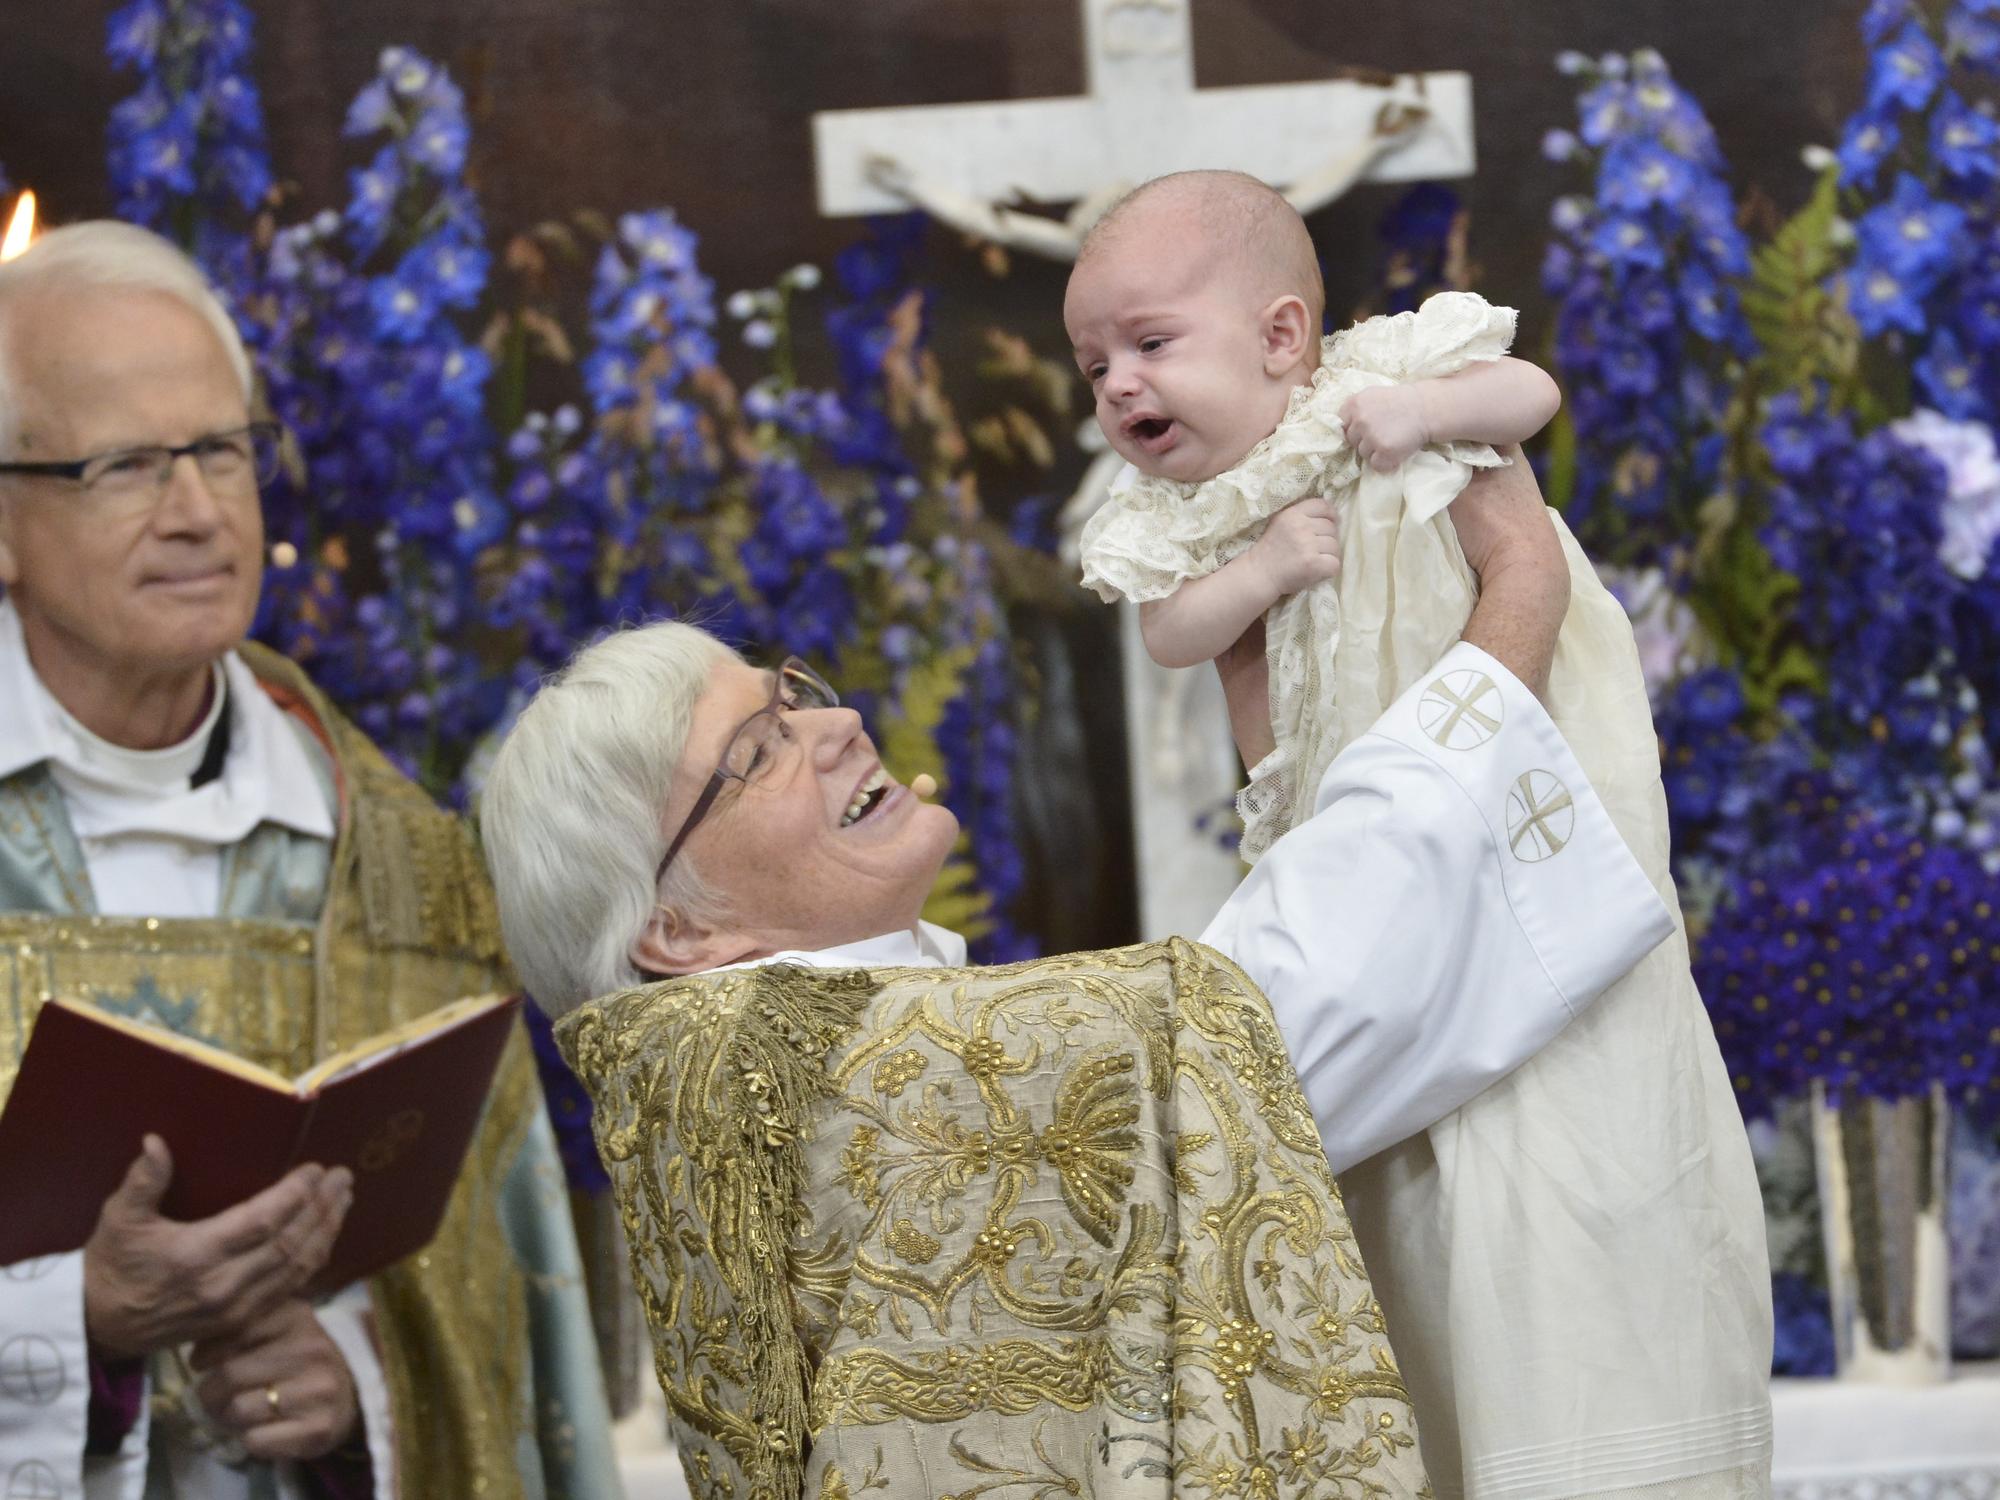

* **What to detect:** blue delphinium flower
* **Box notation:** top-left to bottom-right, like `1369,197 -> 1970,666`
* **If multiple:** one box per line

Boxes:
1838,110 -> 1903,188
1960,272 -> 2000,352
1698,794 -> 2000,1126
1849,258 -> 1933,336
1857,173 -> 1968,283
367,270 -> 439,342
344,146 -> 400,255
405,237 -> 489,309
1865,0 -> 1917,44
1932,94 -> 2000,182
1540,6 -> 2000,1379
1541,49 -> 1750,554
107,0 -> 166,67
408,109 -> 470,177
1832,7 -> 2000,426
106,0 -> 273,269
343,76 -> 396,136
1918,328 -> 1986,416
1590,214 -> 1669,270
1869,21 -> 1947,112
1948,5 -> 2000,69
1600,139 -> 1699,211
236,53 -> 504,787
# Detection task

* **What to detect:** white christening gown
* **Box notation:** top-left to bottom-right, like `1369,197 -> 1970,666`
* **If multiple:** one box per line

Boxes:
1079,291 -> 1774,1500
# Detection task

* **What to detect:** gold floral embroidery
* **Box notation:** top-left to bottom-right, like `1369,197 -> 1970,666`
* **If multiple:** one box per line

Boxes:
1210,1317 -> 1277,1399
1039,1047 -> 1139,1245
559,941 -> 1429,1500
836,1125 -> 885,1211
886,1219 -> 943,1265
871,1049 -> 929,1098
812,1336 -> 1108,1424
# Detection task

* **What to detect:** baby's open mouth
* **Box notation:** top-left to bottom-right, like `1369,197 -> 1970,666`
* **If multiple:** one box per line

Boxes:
1127,416 -> 1175,445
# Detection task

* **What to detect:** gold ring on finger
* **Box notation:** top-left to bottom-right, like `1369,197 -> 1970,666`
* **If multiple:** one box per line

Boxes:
265,1385 -> 283,1418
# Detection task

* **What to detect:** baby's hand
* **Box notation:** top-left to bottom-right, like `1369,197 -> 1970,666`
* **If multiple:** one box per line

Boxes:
1246,498 -> 1342,598
1340,384 -> 1432,472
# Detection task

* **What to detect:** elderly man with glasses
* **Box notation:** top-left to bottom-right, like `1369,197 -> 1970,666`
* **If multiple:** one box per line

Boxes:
0,222 -> 623,1500
479,457 -> 1679,1500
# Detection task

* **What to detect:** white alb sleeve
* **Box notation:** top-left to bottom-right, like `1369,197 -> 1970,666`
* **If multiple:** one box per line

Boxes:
0,1249 -> 148,1500
310,1283 -> 394,1497
1200,641 -> 1675,1173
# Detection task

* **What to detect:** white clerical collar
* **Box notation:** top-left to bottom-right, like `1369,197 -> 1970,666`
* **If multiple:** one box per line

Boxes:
716,920 -> 969,974
54,656 -> 229,796
0,597 -> 335,844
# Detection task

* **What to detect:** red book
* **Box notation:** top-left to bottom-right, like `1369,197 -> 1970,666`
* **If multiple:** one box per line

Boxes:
0,993 -> 522,1288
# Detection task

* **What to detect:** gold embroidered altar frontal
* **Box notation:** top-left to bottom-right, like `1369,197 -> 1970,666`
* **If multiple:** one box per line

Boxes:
559,938 -> 1430,1500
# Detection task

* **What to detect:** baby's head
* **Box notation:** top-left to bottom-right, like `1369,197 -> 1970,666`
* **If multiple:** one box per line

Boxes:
1065,170 -> 1324,485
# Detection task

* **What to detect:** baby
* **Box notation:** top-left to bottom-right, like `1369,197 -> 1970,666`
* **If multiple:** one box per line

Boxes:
1069,171 -> 1773,1500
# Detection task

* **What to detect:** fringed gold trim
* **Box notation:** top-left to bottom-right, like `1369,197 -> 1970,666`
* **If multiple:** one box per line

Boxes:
560,963 -> 876,1500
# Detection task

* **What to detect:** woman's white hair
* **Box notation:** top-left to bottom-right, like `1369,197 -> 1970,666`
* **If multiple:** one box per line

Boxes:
0,221 -> 255,451
480,621 -> 738,1015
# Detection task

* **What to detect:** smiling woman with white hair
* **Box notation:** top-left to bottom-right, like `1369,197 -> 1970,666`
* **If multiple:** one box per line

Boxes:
478,459 -> 1680,1500
481,622 -> 737,1011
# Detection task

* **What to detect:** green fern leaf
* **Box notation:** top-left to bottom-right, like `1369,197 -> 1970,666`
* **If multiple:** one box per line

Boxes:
1740,168 -> 1860,399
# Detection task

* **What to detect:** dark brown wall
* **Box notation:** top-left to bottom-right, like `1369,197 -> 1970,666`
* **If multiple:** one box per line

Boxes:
0,1 -> 1865,341
0,1 -> 1869,951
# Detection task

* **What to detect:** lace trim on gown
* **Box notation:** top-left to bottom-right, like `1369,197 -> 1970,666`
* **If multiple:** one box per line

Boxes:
1076,292 -> 1518,861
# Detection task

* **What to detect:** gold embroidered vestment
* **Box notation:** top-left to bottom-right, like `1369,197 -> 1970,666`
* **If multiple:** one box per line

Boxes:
558,938 -> 1432,1500
0,645 -> 543,1499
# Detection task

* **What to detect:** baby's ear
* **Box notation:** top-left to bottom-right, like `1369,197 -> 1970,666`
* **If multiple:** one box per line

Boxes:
1259,294 -> 1313,374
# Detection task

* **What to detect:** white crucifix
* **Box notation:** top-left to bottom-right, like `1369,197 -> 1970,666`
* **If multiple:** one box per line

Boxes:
814,0 -> 1475,255
813,0 -> 1477,939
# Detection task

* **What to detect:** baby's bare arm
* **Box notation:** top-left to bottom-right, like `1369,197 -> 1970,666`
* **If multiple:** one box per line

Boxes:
1419,356 -> 1562,447
1141,560 -> 1285,670
1138,499 -> 1342,669
1341,357 -> 1563,473
1215,618 -> 1277,767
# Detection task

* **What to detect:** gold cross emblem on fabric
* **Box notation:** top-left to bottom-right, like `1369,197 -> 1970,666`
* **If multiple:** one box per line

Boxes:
1417,670 -> 1504,751
1505,770 -> 1575,862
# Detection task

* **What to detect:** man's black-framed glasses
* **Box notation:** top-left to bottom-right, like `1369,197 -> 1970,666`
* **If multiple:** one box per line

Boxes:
0,421 -> 284,511
654,656 -> 840,881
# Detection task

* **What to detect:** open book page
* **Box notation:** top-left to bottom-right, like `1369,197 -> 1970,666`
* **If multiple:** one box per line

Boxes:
53,997 -> 293,1091
295,993 -> 512,1092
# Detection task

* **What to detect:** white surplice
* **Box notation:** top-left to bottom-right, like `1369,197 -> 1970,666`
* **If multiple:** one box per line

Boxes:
0,599 -> 392,1500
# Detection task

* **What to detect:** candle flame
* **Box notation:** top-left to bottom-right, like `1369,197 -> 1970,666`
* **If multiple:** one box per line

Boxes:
0,192 -> 37,263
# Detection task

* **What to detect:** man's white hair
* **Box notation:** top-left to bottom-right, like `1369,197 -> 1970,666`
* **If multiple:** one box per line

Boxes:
0,220 -> 254,452
480,621 -> 737,1015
